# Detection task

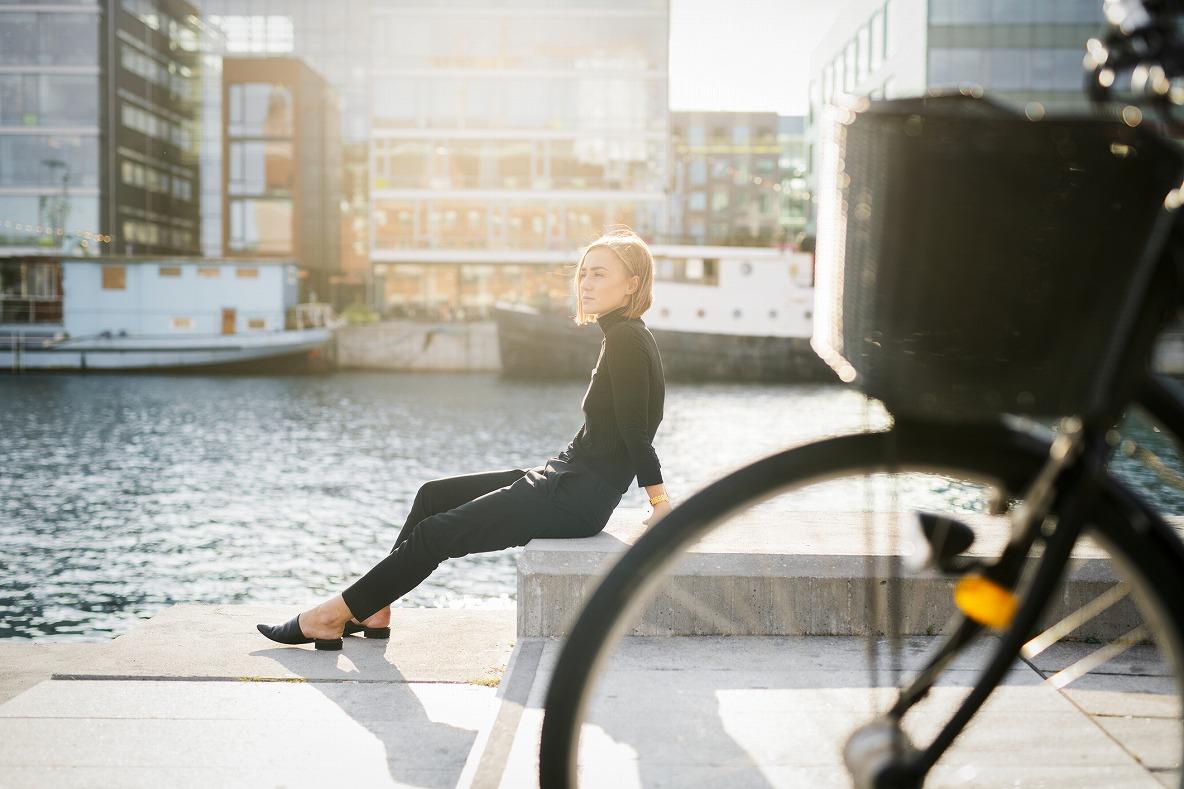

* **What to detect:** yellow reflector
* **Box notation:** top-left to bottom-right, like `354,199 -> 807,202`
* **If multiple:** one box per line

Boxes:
954,574 -> 1018,629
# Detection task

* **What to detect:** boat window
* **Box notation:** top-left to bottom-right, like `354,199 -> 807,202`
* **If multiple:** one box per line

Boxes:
101,266 -> 125,290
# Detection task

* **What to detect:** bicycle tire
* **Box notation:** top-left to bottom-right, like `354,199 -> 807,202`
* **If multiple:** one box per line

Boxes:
538,419 -> 1184,787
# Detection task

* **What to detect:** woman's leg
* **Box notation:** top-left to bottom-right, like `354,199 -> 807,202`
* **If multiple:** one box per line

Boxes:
347,467 -> 533,628
390,467 -> 530,552
340,469 -> 559,622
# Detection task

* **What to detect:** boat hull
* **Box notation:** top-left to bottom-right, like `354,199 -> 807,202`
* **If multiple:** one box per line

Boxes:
0,328 -> 333,374
494,306 -> 833,383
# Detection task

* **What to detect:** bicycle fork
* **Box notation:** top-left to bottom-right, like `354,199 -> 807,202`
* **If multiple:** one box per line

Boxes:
845,418 -> 1104,787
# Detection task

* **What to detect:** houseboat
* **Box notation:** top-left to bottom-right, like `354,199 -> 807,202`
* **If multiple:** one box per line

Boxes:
0,256 -> 338,373
494,244 -> 833,382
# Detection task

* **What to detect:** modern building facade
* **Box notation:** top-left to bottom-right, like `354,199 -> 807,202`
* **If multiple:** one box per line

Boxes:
191,0 -> 375,306
221,56 -> 341,301
804,0 -> 1106,231
777,115 -> 809,244
0,0 -> 202,259
112,0 -> 204,256
194,0 -> 372,143
0,4 -> 103,256
668,111 -> 787,247
367,0 -> 670,316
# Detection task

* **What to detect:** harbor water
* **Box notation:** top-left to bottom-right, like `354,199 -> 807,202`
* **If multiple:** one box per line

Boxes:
2,370 -> 1182,641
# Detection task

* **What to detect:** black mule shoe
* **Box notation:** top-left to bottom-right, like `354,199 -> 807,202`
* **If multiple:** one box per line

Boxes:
343,620 -> 391,639
256,613 -> 343,651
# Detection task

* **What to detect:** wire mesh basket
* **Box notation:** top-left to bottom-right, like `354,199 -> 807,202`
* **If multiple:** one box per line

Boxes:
812,94 -> 1184,422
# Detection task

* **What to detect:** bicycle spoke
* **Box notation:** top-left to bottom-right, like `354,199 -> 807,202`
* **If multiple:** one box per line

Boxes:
1044,624 -> 1150,690
1021,580 -> 1133,658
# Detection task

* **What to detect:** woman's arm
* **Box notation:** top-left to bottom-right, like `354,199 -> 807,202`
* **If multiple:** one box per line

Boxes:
643,482 -> 672,527
605,327 -> 663,486
605,327 -> 671,525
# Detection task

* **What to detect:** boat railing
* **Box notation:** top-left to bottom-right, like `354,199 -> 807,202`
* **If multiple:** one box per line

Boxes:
0,295 -> 64,324
287,302 -> 346,331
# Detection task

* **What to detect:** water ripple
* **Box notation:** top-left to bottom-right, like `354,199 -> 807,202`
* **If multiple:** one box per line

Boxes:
2,371 -> 1181,641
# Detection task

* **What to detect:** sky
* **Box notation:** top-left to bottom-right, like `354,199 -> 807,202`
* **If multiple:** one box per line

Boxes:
668,0 -> 842,117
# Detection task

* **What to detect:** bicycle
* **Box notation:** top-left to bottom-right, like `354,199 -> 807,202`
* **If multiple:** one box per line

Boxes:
539,3 -> 1184,787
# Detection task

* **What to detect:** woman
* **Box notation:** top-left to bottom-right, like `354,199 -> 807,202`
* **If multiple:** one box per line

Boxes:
258,226 -> 673,650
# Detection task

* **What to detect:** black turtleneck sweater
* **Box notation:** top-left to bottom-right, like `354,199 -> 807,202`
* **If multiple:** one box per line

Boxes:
559,304 -> 665,493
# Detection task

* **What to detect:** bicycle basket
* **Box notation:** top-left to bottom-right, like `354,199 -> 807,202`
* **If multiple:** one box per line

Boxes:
812,94 -> 1184,422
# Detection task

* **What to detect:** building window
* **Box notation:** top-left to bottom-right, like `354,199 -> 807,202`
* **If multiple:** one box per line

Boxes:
170,316 -> 193,331
101,266 -> 126,290
247,317 -> 267,330
229,198 -> 293,254
236,267 -> 259,278
198,267 -> 220,278
845,40 -> 857,91
228,83 -> 294,137
159,266 -> 181,277
228,140 -> 293,195
871,11 -> 884,70
857,25 -> 870,82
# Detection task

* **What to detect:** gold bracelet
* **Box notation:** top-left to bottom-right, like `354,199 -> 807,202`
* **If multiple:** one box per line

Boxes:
648,493 -> 669,505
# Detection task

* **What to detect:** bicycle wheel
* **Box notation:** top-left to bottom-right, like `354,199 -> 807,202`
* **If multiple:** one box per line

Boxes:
539,419 -> 1184,787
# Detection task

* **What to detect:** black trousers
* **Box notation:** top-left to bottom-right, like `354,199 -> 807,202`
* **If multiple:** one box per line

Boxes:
340,456 -> 622,621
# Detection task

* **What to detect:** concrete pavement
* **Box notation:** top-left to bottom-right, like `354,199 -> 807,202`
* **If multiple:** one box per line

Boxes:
1,507 -> 1180,788
0,606 -> 516,788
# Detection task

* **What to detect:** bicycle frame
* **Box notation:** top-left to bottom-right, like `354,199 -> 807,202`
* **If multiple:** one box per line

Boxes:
880,370 -> 1184,781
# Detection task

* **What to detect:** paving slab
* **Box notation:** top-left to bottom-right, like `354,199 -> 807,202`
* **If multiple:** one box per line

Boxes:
0,605 -> 519,789
477,635 -> 1172,789
53,604 -> 516,684
0,680 -> 495,789
0,642 -> 109,704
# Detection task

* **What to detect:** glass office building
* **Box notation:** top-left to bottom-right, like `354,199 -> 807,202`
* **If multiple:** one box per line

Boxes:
368,0 -> 670,314
0,0 -> 202,258
805,0 -> 1107,232
193,0 -> 372,304
668,111 -> 785,247
112,0 -> 203,256
193,0 -> 371,143
222,56 -> 341,301
0,4 -> 103,255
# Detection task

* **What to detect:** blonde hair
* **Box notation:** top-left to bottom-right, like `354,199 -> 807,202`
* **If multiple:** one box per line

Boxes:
572,225 -> 655,326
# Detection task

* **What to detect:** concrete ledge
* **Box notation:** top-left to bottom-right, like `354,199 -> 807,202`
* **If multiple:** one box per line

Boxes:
517,509 -> 1171,639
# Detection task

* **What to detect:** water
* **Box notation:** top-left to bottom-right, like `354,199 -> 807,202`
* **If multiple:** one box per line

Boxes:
2,371 -> 1182,641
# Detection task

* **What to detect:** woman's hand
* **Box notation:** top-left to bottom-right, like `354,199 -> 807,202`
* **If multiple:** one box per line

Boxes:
642,498 -> 672,527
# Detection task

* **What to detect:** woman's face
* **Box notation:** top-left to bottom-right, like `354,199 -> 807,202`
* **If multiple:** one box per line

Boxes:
578,247 -> 638,316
